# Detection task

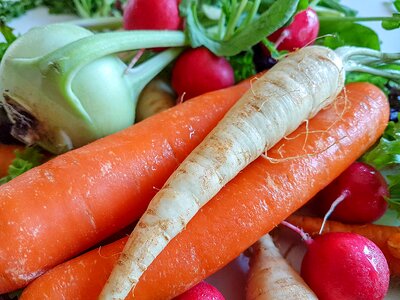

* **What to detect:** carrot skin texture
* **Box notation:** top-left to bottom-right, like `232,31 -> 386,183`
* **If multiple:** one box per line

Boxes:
0,81 -> 250,293
20,83 -> 389,299
0,144 -> 21,177
287,215 -> 400,276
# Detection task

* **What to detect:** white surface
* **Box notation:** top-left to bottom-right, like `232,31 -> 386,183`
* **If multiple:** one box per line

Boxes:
3,2 -> 400,299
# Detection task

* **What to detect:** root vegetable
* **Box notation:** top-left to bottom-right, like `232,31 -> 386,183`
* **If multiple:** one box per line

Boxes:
20,82 -> 389,299
246,234 -> 317,300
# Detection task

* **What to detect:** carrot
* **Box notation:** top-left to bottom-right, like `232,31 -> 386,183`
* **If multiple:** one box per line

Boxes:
20,82 -> 389,299
246,234 -> 317,300
101,46 -> 346,299
0,80 -> 251,293
0,144 -> 22,177
286,215 -> 400,276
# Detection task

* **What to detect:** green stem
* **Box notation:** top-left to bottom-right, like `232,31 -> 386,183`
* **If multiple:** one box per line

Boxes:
39,31 -> 187,74
68,17 -> 123,31
242,0 -> 261,28
224,0 -> 248,40
125,48 -> 185,99
319,16 -> 399,22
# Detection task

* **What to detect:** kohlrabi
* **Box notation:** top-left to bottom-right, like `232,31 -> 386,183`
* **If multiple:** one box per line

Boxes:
0,23 -> 187,154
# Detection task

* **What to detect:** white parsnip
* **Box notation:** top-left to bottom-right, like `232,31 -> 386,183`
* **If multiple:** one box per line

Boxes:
246,234 -> 317,300
99,45 -> 345,299
135,78 -> 176,122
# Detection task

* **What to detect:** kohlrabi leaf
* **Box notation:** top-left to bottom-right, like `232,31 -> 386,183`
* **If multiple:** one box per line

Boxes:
180,0 -> 299,56
0,147 -> 44,185
317,20 -> 380,50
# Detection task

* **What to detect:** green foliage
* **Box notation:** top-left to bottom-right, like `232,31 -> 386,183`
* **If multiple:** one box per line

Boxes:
180,0 -> 299,56
0,22 -> 17,62
317,20 -> 380,50
317,0 -> 357,17
0,0 -> 42,21
228,49 -> 256,82
0,147 -> 44,185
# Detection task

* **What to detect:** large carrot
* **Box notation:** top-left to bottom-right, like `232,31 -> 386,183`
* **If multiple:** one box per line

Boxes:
21,83 -> 389,299
0,144 -> 22,177
286,215 -> 400,276
0,80 -> 251,293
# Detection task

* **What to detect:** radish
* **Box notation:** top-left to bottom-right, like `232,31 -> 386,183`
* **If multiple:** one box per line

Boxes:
301,232 -> 390,300
123,0 -> 182,31
100,44 -> 400,299
315,162 -> 389,224
173,281 -> 225,300
171,47 -> 235,100
268,8 -> 319,51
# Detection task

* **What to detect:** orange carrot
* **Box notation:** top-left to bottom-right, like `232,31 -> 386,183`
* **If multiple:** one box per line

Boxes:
0,144 -> 22,177
0,81 -> 251,293
20,82 -> 389,299
286,215 -> 400,276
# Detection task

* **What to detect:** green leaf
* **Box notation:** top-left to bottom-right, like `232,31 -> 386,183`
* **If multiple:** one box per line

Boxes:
317,0 -> 357,17
0,0 -> 42,22
394,0 -> 400,12
0,22 -> 17,62
362,122 -> 400,170
228,49 -> 256,82
317,20 -> 380,50
382,13 -> 400,30
0,147 -> 44,185
180,0 -> 299,56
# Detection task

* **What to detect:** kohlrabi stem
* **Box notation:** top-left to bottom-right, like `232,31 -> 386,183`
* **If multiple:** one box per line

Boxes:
68,17 -> 123,31
39,31 -> 187,75
125,47 -> 185,96
224,0 -> 248,40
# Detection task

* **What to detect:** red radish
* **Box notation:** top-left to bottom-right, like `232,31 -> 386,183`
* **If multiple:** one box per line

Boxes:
171,47 -> 235,100
123,0 -> 182,31
315,162 -> 389,224
268,8 -> 319,51
301,232 -> 390,300
173,281 -> 225,300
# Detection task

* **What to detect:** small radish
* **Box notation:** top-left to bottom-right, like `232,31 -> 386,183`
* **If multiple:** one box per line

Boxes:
268,8 -> 319,51
315,162 -> 389,224
173,281 -> 225,300
123,0 -> 182,31
301,232 -> 390,300
171,47 -> 235,100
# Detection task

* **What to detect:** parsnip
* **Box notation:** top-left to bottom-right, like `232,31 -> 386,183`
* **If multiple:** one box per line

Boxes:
135,78 -> 175,122
246,234 -> 317,300
100,45 -> 400,299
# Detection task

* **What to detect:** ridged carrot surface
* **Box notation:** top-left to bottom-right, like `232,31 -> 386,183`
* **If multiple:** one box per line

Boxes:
0,81 -> 250,293
20,82 -> 389,299
0,144 -> 21,177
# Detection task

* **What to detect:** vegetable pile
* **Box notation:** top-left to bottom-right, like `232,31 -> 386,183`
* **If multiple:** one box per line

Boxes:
1,0 -> 400,299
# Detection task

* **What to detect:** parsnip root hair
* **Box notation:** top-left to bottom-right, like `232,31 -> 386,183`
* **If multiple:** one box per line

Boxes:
246,234 -> 317,300
99,45 -> 345,299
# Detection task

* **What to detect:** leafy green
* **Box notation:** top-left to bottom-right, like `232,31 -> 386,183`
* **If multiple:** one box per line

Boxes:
362,122 -> 400,170
381,13 -> 400,30
0,21 -> 17,62
0,0 -> 42,22
228,49 -> 256,82
180,0 -> 299,56
317,20 -> 380,50
316,0 -> 357,17
395,0 -> 400,12
0,147 -> 44,185
362,122 -> 400,214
